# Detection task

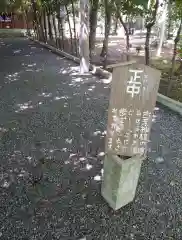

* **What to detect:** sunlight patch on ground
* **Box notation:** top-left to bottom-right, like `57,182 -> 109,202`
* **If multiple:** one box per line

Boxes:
85,164 -> 93,170
1,180 -> 10,188
101,77 -> 112,84
93,130 -> 106,136
66,138 -> 73,144
93,130 -> 101,136
5,72 -> 20,83
108,42 -> 120,47
26,156 -> 32,163
52,95 -> 70,101
94,175 -> 101,181
69,153 -> 77,158
152,114 -> 157,122
79,157 -> 86,161
15,102 -> 33,112
116,48 -> 122,52
27,63 -> 36,67
88,85 -> 96,91
98,152 -> 105,157
61,148 -> 67,152
0,127 -> 8,133
13,49 -> 21,54
72,77 -> 83,83
54,96 -> 61,100
18,169 -> 27,178
39,92 -> 52,98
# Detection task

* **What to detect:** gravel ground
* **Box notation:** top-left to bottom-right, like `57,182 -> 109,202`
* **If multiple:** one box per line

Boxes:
0,38 -> 182,240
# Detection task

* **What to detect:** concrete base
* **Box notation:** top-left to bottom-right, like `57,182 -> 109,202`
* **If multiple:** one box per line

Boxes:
101,153 -> 145,210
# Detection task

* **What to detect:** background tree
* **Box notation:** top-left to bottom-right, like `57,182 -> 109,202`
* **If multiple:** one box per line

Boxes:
156,0 -> 168,57
114,0 -> 145,61
100,0 -> 114,62
89,0 -> 100,58
144,0 -> 159,65
167,0 -> 182,96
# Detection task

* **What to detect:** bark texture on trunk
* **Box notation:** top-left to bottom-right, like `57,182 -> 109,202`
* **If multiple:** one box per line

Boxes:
56,4 -> 65,50
145,27 -> 151,65
52,14 -> 58,41
113,14 -> 118,35
43,9 -> 48,41
47,9 -> 53,40
39,13 -> 45,41
30,0 -> 45,41
100,0 -> 111,61
167,2 -> 172,39
79,0 -> 90,73
156,2 -> 168,57
65,4 -> 74,53
167,20 -> 182,96
118,13 -> 130,61
89,0 -> 99,58
71,0 -> 78,55
145,0 -> 159,65
30,0 -> 39,38
24,9 -> 31,36
59,19 -> 65,49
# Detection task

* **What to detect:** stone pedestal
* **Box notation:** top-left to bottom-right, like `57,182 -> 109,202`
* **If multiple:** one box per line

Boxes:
101,153 -> 145,210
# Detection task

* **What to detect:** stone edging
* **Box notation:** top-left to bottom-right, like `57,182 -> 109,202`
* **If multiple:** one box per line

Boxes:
29,37 -> 182,116
157,93 -> 182,116
29,37 -> 111,80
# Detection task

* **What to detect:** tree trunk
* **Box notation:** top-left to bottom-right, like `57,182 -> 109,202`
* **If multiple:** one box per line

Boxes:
118,13 -> 130,61
145,27 -> 151,65
167,1 -> 172,40
47,10 -> 53,40
24,9 -> 30,36
31,1 -> 44,41
167,20 -> 182,96
39,13 -> 45,42
33,8 -> 45,41
145,0 -> 159,65
100,0 -> 111,65
52,14 -> 58,43
71,0 -> 78,56
156,1 -> 168,57
60,19 -> 65,49
113,14 -> 118,35
65,4 -> 74,53
56,4 -> 65,50
89,0 -> 99,58
43,9 -> 48,41
79,0 -> 90,73
30,0 -> 39,39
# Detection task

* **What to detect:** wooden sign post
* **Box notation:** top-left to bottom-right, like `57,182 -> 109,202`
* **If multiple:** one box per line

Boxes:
101,61 -> 161,210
